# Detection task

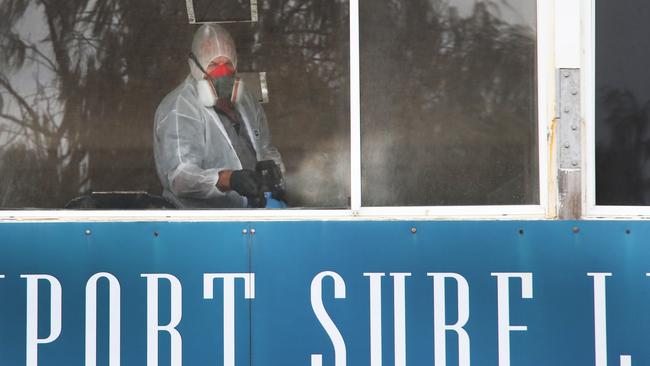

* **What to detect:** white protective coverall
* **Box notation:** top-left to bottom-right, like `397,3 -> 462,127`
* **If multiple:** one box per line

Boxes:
153,24 -> 283,208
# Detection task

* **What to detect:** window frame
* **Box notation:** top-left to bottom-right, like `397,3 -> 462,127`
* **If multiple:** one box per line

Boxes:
185,0 -> 259,24
0,0 -> 552,221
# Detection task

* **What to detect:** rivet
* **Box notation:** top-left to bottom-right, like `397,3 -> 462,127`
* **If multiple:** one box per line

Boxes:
563,72 -> 570,78
625,229 -> 631,235
410,227 -> 417,234
571,89 -> 578,95
85,229 -> 92,236
564,108 -> 570,113
518,228 -> 524,235
572,161 -> 579,167
242,229 -> 248,235
572,226 -> 580,234
564,143 -> 570,149
250,228 -> 256,235
571,125 -> 578,131
153,232 -> 159,237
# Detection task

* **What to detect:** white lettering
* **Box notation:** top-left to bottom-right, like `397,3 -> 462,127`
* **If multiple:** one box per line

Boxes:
491,273 -> 533,366
428,273 -> 470,366
141,274 -> 182,366
311,271 -> 346,366
363,273 -> 384,366
363,272 -> 411,366
21,274 -> 62,366
85,272 -> 121,366
589,273 -> 612,366
203,273 -> 255,366
390,273 -> 410,366
589,273 -> 633,366
620,356 -> 632,366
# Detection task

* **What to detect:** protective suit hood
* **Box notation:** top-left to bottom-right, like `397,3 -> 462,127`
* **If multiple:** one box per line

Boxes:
189,24 -> 238,80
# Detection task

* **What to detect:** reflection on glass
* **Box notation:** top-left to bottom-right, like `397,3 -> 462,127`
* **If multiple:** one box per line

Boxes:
191,0 -> 252,23
596,0 -> 650,205
0,0 -> 350,209
250,1 -> 350,208
360,0 -> 538,206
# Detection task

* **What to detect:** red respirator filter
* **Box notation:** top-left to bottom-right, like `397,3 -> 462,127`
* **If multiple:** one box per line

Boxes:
207,63 -> 235,79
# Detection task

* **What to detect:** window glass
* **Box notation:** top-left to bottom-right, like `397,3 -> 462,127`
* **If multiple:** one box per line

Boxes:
190,0 -> 253,23
595,0 -> 650,205
0,0 -> 349,209
360,0 -> 538,206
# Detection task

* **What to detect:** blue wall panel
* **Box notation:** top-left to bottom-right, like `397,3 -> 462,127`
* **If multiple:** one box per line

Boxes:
251,221 -> 650,365
0,221 -> 648,365
0,222 -> 251,366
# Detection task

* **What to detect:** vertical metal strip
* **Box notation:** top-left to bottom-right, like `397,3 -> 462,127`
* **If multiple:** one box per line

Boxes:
250,0 -> 259,22
259,72 -> 269,103
559,69 -> 581,170
185,0 -> 196,24
350,0 -> 361,211
557,68 -> 582,219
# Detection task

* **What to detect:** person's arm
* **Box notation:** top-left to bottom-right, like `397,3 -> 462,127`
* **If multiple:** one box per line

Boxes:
156,104 -> 226,199
218,169 -> 267,208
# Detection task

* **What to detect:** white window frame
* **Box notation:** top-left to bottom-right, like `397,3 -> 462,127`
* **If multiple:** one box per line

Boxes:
0,0 -> 552,222
582,0 -> 650,218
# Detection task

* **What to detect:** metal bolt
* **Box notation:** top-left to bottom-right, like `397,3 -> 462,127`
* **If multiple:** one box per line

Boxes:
564,108 -> 570,114
571,89 -> 578,96
572,161 -> 579,167
153,232 -> 159,237
571,125 -> 578,131
563,71 -> 570,78
564,143 -> 570,149
242,229 -> 248,235
85,229 -> 92,236
250,228 -> 256,235
572,226 -> 580,234
410,227 -> 417,234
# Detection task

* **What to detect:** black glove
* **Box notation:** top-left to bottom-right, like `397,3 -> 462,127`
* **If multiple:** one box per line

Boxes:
256,160 -> 286,201
230,169 -> 266,208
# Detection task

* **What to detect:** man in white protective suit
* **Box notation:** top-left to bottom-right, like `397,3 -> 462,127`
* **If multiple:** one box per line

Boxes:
154,24 -> 285,209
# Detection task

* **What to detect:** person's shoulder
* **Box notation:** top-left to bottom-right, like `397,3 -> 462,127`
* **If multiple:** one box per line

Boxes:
235,81 -> 262,110
156,77 -> 201,119
160,77 -> 197,104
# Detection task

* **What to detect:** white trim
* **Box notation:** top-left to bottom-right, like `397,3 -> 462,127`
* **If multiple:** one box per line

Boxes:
0,205 -> 546,223
537,0 -> 553,217
350,0 -> 362,211
583,0 -> 597,216
356,205 -> 546,218
0,0 -> 552,222
0,210 -> 354,223
584,206 -> 650,219
555,1 -> 582,68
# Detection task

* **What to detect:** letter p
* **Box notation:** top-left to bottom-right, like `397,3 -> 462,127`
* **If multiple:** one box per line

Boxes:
21,274 -> 62,366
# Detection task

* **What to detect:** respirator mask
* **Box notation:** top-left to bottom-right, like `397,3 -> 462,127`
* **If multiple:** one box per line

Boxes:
190,52 -> 242,107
